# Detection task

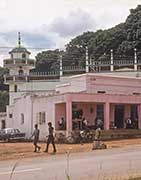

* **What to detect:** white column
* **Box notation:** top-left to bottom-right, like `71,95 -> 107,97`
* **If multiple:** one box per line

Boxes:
134,48 -> 137,71
26,59 -> 28,65
13,75 -> 16,81
25,75 -> 28,82
110,49 -> 114,71
85,46 -> 89,73
104,102 -> 110,130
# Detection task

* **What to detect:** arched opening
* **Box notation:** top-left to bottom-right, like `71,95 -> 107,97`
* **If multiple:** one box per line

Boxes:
1,120 -> 6,129
22,53 -> 26,58
18,67 -> 24,76
14,85 -> 18,92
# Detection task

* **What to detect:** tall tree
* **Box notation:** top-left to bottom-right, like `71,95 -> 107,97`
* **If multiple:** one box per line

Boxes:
34,5 -> 141,71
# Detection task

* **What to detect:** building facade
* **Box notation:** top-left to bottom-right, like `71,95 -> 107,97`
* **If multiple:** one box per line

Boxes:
3,34 -> 141,139
6,73 -> 141,140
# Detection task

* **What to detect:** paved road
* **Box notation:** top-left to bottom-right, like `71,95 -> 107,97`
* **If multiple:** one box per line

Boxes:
0,145 -> 141,180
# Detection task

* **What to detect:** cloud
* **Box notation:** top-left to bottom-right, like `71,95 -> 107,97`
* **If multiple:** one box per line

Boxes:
0,0 -> 140,66
49,9 -> 96,37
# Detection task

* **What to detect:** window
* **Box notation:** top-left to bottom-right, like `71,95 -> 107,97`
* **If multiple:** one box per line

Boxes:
133,93 -> 140,95
36,112 -> 46,125
22,53 -> 26,58
15,129 -> 20,133
21,113 -> 24,124
97,91 -> 106,94
9,114 -> 13,118
14,85 -> 17,92
19,69 -> 24,76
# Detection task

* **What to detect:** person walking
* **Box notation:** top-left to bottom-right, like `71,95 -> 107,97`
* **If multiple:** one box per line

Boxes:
31,124 -> 41,152
44,122 -> 56,153
92,127 -> 102,150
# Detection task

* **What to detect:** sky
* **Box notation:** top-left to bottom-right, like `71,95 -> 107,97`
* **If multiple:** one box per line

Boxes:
0,0 -> 141,66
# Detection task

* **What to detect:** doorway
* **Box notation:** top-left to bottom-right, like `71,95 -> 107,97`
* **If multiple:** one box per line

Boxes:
1,120 -> 6,129
115,105 -> 124,128
131,105 -> 138,129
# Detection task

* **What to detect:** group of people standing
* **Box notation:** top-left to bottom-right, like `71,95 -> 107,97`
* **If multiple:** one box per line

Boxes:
31,122 -> 56,153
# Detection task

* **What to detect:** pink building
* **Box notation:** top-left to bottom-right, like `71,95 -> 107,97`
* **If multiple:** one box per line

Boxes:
4,35 -> 141,139
6,73 -> 141,139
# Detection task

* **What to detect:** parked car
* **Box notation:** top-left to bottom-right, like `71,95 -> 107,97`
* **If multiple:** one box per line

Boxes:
0,128 -> 25,142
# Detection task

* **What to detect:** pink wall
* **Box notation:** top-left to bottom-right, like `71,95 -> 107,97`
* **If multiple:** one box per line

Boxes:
57,74 -> 141,96
86,74 -> 141,95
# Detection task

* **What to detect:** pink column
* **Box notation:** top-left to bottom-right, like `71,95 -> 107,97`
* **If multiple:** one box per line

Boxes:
93,104 -> 97,125
124,105 -> 131,119
104,102 -> 110,130
110,104 -> 115,123
138,104 -> 141,129
66,101 -> 72,135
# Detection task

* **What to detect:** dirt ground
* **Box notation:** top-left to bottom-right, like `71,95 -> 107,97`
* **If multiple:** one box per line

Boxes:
0,138 -> 141,161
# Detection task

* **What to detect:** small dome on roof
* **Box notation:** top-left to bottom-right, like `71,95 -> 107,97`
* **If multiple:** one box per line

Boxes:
9,32 -> 31,54
9,46 -> 31,54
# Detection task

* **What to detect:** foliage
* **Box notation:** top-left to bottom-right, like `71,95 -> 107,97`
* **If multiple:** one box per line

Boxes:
0,91 -> 9,112
0,67 -> 9,112
35,49 -> 60,72
35,5 -> 141,70
0,67 -> 8,91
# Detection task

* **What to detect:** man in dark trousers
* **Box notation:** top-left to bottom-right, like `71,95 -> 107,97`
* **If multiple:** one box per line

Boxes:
31,124 -> 41,152
44,122 -> 56,153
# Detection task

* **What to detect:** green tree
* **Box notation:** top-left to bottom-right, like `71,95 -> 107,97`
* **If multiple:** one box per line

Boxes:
34,5 -> 141,71
35,49 -> 61,72
0,91 -> 9,112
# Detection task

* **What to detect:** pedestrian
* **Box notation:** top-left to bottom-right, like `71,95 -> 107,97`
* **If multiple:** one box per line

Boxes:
58,117 -> 65,130
97,117 -> 103,129
82,117 -> 88,130
126,117 -> 132,129
31,124 -> 41,152
44,122 -> 56,153
92,127 -> 101,150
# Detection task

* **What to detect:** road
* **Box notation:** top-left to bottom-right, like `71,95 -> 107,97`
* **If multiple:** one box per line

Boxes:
0,145 -> 141,180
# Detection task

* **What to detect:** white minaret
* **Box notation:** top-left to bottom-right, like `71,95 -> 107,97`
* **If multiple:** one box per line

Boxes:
3,32 -> 35,105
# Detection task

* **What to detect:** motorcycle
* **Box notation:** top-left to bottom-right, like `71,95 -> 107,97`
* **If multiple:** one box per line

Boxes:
66,129 -> 93,144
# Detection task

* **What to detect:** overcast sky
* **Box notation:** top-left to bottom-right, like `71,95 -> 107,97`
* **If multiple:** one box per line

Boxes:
0,0 -> 141,66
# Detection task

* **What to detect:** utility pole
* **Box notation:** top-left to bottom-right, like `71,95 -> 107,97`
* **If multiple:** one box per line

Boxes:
134,48 -> 137,71
59,54 -> 63,76
85,46 -> 89,73
110,49 -> 114,72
